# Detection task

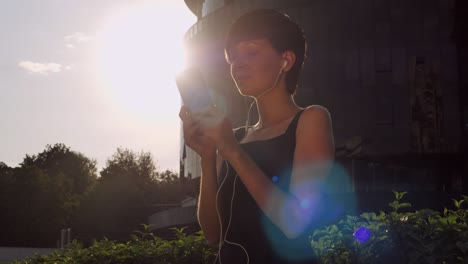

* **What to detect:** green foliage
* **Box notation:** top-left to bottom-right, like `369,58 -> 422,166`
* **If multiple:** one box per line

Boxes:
21,143 -> 98,195
18,226 -> 217,264
7,146 -> 466,262
74,148 -> 181,242
100,148 -> 158,188
1,145 -> 189,247
11,191 -> 468,263
311,191 -> 468,264
0,144 -> 98,247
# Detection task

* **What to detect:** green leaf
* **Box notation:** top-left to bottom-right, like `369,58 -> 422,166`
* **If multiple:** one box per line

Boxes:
378,211 -> 386,219
399,191 -> 408,200
378,235 -> 389,241
445,215 -> 457,225
361,212 -> 371,220
331,225 -> 339,232
389,201 -> 399,210
392,191 -> 407,201
399,203 -> 412,209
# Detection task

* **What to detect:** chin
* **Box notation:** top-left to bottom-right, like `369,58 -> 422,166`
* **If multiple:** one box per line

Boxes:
236,85 -> 256,97
235,80 -> 268,97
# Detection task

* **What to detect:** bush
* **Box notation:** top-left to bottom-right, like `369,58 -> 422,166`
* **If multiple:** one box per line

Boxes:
19,192 -> 468,263
18,225 -> 217,264
310,191 -> 468,264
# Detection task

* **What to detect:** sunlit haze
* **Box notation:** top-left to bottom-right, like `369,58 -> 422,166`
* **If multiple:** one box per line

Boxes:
0,0 -> 196,172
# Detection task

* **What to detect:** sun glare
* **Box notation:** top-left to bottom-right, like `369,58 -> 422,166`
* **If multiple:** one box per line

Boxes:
95,2 -> 195,122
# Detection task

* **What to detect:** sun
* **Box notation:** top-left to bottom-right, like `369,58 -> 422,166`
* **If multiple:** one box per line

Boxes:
95,2 -> 195,122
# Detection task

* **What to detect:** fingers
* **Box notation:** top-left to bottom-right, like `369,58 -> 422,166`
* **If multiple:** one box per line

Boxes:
183,120 -> 215,155
184,119 -> 201,139
195,108 -> 225,128
179,105 -> 192,122
180,106 -> 204,142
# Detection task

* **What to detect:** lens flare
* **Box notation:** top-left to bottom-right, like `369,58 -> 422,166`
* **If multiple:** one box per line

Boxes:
320,162 -> 358,223
353,226 -> 371,243
260,161 -> 357,260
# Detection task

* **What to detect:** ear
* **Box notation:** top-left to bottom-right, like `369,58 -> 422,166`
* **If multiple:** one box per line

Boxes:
282,51 -> 296,72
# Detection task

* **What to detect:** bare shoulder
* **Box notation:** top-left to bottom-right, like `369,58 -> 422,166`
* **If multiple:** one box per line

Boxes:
298,105 -> 333,127
295,105 -> 335,157
304,104 -> 331,114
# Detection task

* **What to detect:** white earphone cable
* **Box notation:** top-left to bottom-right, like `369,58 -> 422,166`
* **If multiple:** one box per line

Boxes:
244,62 -> 287,133
214,161 -> 250,264
214,61 -> 286,264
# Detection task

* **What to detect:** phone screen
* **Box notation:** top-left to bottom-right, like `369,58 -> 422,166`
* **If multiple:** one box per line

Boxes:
176,67 -> 213,113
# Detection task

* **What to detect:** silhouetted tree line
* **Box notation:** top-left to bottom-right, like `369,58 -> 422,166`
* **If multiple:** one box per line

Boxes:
0,143 -> 184,247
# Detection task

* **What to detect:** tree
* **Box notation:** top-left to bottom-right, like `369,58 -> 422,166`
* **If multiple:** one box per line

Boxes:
0,164 -> 76,246
100,148 -> 158,189
0,161 -> 13,189
148,169 -> 182,207
20,143 -> 98,195
75,148 -> 160,242
0,144 -> 98,247
0,162 -> 15,244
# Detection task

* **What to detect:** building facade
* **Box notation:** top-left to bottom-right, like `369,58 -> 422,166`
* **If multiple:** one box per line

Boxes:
181,0 -> 466,194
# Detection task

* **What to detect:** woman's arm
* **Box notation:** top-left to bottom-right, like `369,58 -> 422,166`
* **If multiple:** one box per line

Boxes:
221,106 -> 335,239
288,105 -> 335,236
197,153 -> 224,244
179,106 -> 223,245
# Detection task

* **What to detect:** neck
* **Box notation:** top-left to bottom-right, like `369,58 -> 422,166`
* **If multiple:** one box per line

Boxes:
253,84 -> 301,129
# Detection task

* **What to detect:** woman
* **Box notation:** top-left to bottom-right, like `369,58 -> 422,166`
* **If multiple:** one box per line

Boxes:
179,9 -> 335,264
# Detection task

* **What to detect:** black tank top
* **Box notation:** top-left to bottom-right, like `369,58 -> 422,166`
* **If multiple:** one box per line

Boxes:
216,110 -> 319,264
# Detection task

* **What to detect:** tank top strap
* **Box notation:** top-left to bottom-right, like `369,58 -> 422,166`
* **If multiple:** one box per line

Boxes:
284,109 -> 305,136
234,110 -> 304,142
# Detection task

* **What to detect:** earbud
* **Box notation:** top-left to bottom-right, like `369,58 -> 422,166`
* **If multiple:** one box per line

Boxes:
281,60 -> 288,70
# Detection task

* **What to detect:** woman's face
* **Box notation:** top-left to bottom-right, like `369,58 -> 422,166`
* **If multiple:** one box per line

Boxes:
228,38 -> 284,97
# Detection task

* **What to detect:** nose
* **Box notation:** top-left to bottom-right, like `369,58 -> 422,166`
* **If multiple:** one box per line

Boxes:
228,50 -> 252,67
230,61 -> 248,79
230,56 -> 248,72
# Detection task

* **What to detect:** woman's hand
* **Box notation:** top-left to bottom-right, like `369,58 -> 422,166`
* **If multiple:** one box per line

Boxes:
179,106 -> 216,159
197,107 -> 240,160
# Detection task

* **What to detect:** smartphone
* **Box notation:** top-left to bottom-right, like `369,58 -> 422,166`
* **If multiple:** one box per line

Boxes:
175,67 -> 214,114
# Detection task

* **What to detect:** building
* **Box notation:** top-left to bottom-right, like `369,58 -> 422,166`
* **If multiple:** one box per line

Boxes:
158,0 -> 468,232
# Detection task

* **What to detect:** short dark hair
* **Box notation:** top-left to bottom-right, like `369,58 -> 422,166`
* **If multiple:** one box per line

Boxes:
225,9 -> 307,94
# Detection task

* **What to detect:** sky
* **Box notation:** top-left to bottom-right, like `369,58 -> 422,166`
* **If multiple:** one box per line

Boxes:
0,0 -> 196,172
